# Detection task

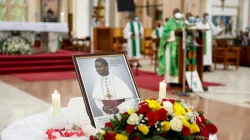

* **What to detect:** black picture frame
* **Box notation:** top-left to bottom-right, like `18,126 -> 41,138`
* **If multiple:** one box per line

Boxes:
72,52 -> 140,128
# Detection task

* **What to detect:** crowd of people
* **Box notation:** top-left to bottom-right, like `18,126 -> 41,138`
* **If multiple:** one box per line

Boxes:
123,8 -> 220,85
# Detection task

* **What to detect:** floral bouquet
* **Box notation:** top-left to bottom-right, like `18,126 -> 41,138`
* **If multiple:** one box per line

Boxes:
90,98 -> 218,140
1,36 -> 33,55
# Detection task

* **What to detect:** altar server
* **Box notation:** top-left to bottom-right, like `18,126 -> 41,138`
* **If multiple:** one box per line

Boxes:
202,13 -> 221,71
92,58 -> 134,115
123,13 -> 144,59
152,22 -> 164,39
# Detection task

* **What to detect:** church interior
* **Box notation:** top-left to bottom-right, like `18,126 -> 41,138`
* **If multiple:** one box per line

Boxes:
1,0 -> 250,139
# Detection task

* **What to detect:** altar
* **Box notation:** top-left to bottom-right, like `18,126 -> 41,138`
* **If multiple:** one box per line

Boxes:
0,22 -> 68,54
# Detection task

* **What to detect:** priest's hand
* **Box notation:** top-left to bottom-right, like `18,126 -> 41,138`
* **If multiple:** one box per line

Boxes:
131,33 -> 135,39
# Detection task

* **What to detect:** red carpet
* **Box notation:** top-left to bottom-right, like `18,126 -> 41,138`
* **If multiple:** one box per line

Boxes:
11,70 -> 224,91
0,49 -> 86,74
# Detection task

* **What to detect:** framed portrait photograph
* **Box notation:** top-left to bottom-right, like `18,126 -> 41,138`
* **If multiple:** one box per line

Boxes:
41,0 -> 59,22
73,53 -> 140,129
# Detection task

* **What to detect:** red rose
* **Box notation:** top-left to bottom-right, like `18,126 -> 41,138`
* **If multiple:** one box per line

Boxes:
133,136 -> 142,140
199,115 -> 207,125
125,124 -> 135,134
104,131 -> 116,140
161,132 -> 167,137
104,122 -> 113,129
139,101 -> 147,106
123,112 -> 129,115
156,108 -> 168,120
146,111 -> 159,126
138,103 -> 150,115
89,135 -> 98,140
162,98 -> 175,104
182,126 -> 191,136
199,127 -> 209,138
207,124 -> 218,134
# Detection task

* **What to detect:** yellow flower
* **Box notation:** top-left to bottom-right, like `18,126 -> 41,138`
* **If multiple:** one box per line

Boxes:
138,124 -> 149,135
173,102 -> 186,116
128,108 -> 135,115
187,108 -> 193,113
161,121 -> 171,131
190,124 -> 200,134
181,118 -> 191,128
100,130 -> 106,139
145,99 -> 162,111
115,134 -> 128,140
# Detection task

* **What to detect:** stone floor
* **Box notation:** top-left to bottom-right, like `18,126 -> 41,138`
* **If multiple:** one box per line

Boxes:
0,58 -> 250,140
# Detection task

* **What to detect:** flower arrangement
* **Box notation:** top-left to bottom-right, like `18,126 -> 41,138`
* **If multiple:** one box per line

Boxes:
1,36 -> 33,55
90,98 -> 218,140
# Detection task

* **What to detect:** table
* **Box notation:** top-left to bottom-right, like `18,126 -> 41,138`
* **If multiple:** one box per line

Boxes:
1,97 -> 96,140
0,22 -> 68,54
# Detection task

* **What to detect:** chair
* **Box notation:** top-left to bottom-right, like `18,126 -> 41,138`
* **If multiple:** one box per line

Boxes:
143,36 -> 154,59
152,38 -> 160,73
61,38 -> 76,51
214,39 -> 241,70
113,36 -> 126,52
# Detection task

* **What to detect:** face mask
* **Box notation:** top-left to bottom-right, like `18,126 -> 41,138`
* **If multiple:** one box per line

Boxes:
188,16 -> 195,24
134,17 -> 138,21
174,12 -> 182,20
246,28 -> 249,32
195,18 -> 200,23
205,16 -> 209,21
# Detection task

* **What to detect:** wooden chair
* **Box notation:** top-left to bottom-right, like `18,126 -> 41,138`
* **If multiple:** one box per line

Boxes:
113,36 -> 126,52
71,37 -> 91,53
214,39 -> 241,70
61,38 -> 77,51
152,38 -> 160,73
143,36 -> 154,59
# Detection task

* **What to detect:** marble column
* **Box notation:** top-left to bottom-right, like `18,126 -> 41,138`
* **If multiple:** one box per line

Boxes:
74,0 -> 90,38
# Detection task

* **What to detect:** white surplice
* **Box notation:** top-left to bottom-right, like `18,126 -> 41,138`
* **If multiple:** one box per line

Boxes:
151,26 -> 164,39
92,74 -> 134,114
123,20 -> 144,59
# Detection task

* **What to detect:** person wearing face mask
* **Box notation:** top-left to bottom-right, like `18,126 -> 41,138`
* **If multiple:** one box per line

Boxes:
151,21 -> 164,39
123,13 -> 144,60
157,8 -> 185,84
202,13 -> 220,72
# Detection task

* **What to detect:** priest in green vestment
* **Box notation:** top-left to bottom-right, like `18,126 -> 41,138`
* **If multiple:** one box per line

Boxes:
123,13 -> 144,59
157,8 -> 185,83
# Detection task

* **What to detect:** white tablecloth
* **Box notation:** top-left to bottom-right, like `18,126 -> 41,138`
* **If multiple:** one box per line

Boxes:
0,22 -> 68,33
1,97 -> 217,140
1,97 -> 96,140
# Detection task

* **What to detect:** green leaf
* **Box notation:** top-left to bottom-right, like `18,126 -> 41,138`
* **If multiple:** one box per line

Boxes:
151,135 -> 166,140
197,111 -> 205,115
206,119 -> 213,124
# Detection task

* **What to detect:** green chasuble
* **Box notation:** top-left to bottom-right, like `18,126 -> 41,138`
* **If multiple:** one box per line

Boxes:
157,18 -> 184,76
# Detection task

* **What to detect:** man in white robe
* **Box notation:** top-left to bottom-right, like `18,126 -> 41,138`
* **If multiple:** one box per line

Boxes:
92,58 -> 134,115
151,22 -> 164,39
123,14 -> 144,59
202,13 -> 221,71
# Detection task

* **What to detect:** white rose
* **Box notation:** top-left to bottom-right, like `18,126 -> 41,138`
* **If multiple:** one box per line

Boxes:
185,112 -> 194,121
170,117 -> 183,132
163,101 -> 174,115
127,113 -> 139,125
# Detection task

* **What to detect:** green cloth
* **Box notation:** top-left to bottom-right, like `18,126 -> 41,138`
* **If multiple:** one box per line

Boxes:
155,28 -> 159,37
157,18 -> 184,76
130,21 -> 142,56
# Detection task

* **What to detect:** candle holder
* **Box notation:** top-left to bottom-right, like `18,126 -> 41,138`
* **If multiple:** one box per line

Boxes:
49,115 -> 66,129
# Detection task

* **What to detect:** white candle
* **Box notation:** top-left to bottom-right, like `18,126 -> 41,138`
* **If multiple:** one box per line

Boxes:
52,90 -> 61,117
159,80 -> 167,99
